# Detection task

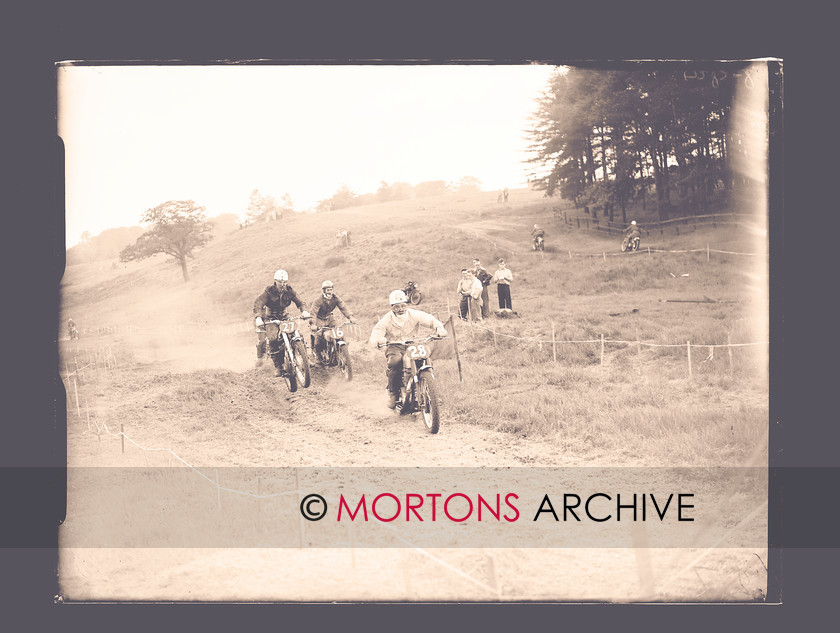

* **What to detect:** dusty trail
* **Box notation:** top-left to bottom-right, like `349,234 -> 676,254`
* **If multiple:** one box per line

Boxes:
61,330 -> 767,603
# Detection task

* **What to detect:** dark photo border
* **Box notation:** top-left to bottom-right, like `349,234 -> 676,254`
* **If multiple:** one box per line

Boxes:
4,1 -> 828,631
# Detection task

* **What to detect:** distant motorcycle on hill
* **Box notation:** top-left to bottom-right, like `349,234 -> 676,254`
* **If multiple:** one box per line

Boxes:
403,280 -> 422,305
533,235 -> 545,251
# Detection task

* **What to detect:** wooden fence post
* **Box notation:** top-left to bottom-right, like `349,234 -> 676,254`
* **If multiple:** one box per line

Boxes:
600,334 -> 605,366
707,244 -> 710,261
551,321 -> 557,364
73,378 -> 80,417
448,315 -> 464,383
687,340 -> 692,377
121,424 -> 125,454
727,333 -> 734,376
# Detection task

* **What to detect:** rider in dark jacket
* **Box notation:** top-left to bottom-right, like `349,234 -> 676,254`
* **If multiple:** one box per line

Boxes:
309,280 -> 356,362
624,220 -> 641,239
253,269 -> 310,374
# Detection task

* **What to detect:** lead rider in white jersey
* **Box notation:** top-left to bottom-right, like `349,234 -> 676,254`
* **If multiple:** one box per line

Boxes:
369,289 -> 447,409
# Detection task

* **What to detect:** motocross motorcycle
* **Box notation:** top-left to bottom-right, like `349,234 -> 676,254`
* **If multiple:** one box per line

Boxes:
533,235 -> 545,251
621,234 -> 641,252
378,335 -> 446,434
264,316 -> 311,393
68,324 -> 79,340
403,280 -> 422,305
312,320 -> 354,381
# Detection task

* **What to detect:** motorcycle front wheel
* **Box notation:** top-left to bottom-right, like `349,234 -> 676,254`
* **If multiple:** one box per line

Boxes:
418,374 -> 441,434
338,345 -> 353,381
282,352 -> 298,393
293,340 -> 311,388
409,290 -> 422,305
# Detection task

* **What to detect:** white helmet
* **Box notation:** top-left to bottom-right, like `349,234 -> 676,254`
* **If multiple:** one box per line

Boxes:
389,289 -> 408,305
274,269 -> 288,281
322,280 -> 334,289
631,220 -> 636,225
534,224 -> 538,229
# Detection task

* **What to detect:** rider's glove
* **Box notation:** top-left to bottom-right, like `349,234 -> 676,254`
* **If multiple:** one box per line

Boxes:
435,327 -> 447,338
301,310 -> 311,319
255,316 -> 264,326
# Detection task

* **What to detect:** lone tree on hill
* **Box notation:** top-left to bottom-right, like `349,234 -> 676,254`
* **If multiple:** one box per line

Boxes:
120,200 -> 213,281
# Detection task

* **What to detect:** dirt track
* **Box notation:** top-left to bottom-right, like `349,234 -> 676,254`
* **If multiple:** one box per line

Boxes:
60,339 -> 767,602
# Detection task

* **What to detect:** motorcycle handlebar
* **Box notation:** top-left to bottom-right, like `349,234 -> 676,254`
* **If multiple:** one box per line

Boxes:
265,315 -> 310,323
377,335 -> 447,348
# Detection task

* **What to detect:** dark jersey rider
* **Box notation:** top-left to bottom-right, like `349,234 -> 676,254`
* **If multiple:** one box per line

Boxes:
309,280 -> 356,362
253,269 -> 310,376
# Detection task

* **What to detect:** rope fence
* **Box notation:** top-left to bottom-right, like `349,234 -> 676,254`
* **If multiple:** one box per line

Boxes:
461,209 -> 763,259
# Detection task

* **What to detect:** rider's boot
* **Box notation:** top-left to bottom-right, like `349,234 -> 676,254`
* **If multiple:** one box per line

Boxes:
272,355 -> 283,377
255,341 -> 266,367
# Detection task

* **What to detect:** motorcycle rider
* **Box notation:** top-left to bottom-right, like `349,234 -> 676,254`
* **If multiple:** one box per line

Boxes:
624,220 -> 641,249
531,224 -> 545,249
67,318 -> 77,339
369,290 -> 448,409
309,280 -> 356,363
253,269 -> 311,376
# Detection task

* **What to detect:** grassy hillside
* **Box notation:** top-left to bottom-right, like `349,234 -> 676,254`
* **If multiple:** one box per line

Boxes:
60,187 -> 768,466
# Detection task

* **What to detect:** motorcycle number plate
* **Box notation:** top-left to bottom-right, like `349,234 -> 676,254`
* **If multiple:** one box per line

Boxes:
280,321 -> 296,333
334,327 -> 343,338
407,344 -> 428,359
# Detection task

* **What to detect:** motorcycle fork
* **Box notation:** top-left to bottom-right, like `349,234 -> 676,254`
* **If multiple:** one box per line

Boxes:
400,358 -> 421,411
282,332 -> 295,369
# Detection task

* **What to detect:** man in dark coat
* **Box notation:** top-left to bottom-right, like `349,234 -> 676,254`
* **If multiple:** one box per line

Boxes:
253,269 -> 311,375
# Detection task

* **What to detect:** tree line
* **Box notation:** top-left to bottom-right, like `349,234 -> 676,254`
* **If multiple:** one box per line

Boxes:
315,176 -> 482,212
527,64 -> 760,223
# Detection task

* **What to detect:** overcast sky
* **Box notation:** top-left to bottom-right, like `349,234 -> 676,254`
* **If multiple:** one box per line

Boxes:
58,64 -> 557,248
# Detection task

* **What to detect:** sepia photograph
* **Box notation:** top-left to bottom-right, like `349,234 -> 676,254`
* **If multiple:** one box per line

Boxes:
56,61 -> 776,602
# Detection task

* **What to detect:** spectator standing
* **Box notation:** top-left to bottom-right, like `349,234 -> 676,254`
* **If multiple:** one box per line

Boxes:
472,258 -> 492,318
492,259 -> 513,312
456,269 -> 483,322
